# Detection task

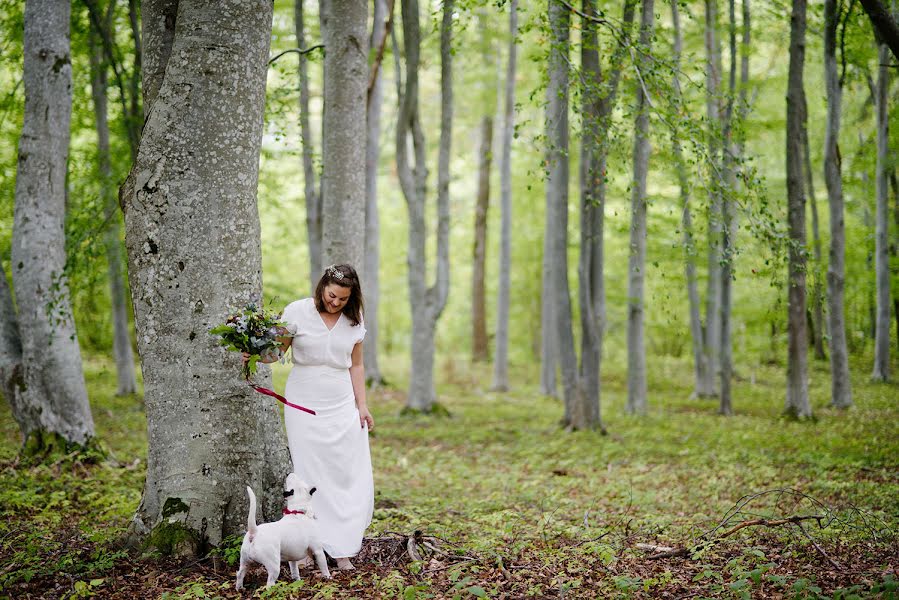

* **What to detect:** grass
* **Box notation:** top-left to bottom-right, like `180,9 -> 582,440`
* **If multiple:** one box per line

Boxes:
0,351 -> 897,599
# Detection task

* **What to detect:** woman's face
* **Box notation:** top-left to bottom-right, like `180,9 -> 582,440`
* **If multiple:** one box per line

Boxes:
322,283 -> 351,313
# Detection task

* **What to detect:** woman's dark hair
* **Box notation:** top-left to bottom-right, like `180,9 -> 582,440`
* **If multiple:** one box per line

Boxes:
314,264 -> 364,326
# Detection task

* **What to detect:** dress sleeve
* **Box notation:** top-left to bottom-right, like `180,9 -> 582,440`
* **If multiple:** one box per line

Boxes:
281,300 -> 301,335
353,314 -> 367,345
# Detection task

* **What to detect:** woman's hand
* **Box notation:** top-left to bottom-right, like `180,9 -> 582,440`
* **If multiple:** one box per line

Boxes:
358,405 -> 374,431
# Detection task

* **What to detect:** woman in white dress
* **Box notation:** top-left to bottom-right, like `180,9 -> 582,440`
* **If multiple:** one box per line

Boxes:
258,264 -> 374,570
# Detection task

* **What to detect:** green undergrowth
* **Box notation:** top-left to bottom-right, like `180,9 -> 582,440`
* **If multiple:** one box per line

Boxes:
1,352 -> 897,598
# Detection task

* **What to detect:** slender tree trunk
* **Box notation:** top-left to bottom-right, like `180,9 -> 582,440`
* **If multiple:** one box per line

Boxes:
785,0 -> 812,417
122,0 -> 288,553
297,0 -> 322,290
701,0 -> 724,398
319,0 -> 367,269
0,263 -> 29,437
10,0 -> 95,449
626,0 -> 654,416
544,0 -> 584,426
491,0 -> 517,392
363,0 -> 388,386
472,116 -> 492,362
824,0 -> 852,408
127,0 -> 143,160
89,24 -> 138,397
800,90 -> 827,360
872,40 -> 891,381
671,0 -> 707,401
396,0 -> 453,412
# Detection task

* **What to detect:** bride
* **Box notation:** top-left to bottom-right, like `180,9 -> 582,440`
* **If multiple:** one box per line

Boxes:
258,264 -> 374,570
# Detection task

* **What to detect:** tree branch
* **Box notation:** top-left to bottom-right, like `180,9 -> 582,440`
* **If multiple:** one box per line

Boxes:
268,45 -> 324,65
859,0 -> 899,61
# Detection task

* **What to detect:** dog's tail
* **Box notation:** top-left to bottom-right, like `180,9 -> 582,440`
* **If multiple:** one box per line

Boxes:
246,486 -> 258,541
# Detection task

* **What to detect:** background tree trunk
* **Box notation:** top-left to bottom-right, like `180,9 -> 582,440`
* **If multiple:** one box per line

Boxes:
122,0 -> 288,553
491,0 -> 517,393
785,0 -> 812,417
364,0 -> 389,386
824,0 -> 853,408
801,90 -> 827,361
0,263 -> 28,437
472,116 -> 492,363
89,19 -> 138,397
319,0 -> 367,269
626,0 -> 654,416
396,0 -> 453,412
701,0 -> 724,398
10,0 -> 95,448
671,0 -> 707,401
871,40 -> 891,381
297,0 -> 322,291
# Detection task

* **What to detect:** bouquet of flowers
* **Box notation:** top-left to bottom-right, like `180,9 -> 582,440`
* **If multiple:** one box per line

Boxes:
210,303 -> 294,378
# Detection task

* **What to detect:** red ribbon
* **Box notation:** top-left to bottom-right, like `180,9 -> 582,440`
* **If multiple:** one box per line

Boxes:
250,384 -> 316,415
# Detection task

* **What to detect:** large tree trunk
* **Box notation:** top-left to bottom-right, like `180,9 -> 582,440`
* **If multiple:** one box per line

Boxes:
10,0 -> 95,449
491,0 -> 517,393
472,116 -> 492,363
625,0 -> 654,416
396,0 -> 453,412
122,0 -> 288,554
363,0 -> 388,386
89,21 -> 138,397
671,0 -> 707,402
297,0 -> 322,291
785,0 -> 812,417
320,0 -> 367,269
824,0 -> 852,408
871,40 -> 891,381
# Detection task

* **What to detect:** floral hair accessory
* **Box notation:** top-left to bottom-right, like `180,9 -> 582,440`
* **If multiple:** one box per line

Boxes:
326,265 -> 345,281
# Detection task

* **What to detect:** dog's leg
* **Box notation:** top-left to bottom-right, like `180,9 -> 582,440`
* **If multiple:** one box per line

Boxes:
235,560 -> 247,591
312,548 -> 331,579
289,560 -> 300,580
263,560 -> 280,588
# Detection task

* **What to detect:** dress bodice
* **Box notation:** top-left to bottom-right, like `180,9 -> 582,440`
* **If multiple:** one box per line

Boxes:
281,298 -> 365,369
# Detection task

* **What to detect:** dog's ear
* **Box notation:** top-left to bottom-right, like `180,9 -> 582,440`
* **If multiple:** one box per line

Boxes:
309,487 -> 316,496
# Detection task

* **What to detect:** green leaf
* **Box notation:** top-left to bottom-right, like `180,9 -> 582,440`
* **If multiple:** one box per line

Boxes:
467,586 -> 487,597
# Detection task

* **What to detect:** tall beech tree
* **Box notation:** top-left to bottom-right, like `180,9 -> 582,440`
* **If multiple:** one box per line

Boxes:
625,0 -> 655,415
8,0 -> 95,451
824,0 -> 853,407
320,0 -> 367,268
121,0 -> 288,552
472,115 -> 492,363
363,0 -> 390,386
871,30 -> 891,381
491,0 -> 518,393
785,0 -> 812,417
396,0 -> 453,412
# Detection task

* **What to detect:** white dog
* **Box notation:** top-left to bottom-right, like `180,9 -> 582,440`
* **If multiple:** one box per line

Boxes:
235,472 -> 331,590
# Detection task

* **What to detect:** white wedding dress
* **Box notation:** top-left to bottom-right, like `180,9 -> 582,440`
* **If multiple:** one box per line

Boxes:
281,297 -> 373,558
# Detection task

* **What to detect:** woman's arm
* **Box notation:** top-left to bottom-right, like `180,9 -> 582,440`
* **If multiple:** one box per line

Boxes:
350,342 -> 373,430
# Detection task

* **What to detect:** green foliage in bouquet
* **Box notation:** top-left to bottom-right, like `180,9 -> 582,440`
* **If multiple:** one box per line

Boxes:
209,303 -> 292,378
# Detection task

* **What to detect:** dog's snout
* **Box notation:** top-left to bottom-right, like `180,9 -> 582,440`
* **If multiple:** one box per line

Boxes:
309,487 -> 316,496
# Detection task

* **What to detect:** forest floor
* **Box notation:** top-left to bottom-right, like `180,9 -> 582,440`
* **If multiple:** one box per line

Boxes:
0,353 -> 897,599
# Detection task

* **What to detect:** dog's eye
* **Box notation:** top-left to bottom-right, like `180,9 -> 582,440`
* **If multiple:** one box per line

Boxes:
283,489 -> 294,497
309,487 -> 316,496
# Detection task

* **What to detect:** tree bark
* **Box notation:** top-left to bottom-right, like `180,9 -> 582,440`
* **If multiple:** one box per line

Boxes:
701,0 -> 724,398
122,0 -> 288,553
871,39 -> 891,381
671,0 -> 707,402
363,0 -> 388,386
785,0 -> 812,417
626,0 -> 654,416
472,116 -> 492,363
296,0 -> 322,291
10,0 -> 95,448
824,0 -> 853,408
396,0 -> 453,412
89,22 -> 138,397
491,0 -> 518,392
319,0 -> 367,269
